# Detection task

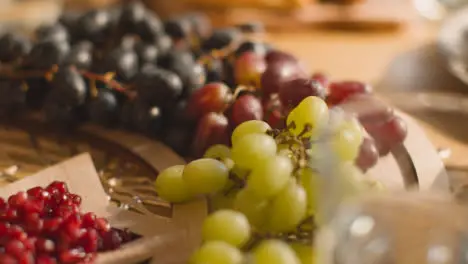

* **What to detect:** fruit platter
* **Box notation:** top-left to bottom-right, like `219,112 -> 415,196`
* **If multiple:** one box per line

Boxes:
0,0 -> 447,263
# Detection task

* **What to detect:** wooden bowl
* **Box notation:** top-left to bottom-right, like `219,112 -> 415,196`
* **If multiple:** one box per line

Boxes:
0,110 -> 446,263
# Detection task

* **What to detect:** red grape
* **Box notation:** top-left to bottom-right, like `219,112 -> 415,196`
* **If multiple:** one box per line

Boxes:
185,82 -> 232,120
263,95 -> 285,129
363,116 -> 408,156
260,62 -> 307,97
265,50 -> 302,69
340,94 -> 394,124
192,112 -> 230,157
327,81 -> 371,106
311,72 -> 329,89
229,94 -> 263,128
234,51 -> 266,88
355,137 -> 379,172
278,78 -> 326,108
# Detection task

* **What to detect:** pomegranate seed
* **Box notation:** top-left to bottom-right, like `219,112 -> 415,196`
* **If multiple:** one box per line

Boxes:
0,222 -> 9,235
61,222 -> 84,242
95,218 -> 110,233
18,251 -> 34,264
7,225 -> 27,241
4,208 -> 18,221
0,253 -> 16,264
8,192 -> 27,208
27,187 -> 44,198
5,239 -> 25,258
36,239 -> 55,254
46,181 -> 68,194
43,217 -> 63,234
64,213 -> 81,226
68,194 -> 82,206
59,249 -> 87,263
36,255 -> 58,264
24,214 -> 44,235
82,213 -> 96,228
24,237 -> 37,252
0,198 -> 7,210
79,229 -> 98,253
22,199 -> 44,215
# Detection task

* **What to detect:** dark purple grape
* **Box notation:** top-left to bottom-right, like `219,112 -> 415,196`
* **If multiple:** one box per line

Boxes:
158,51 -> 204,98
235,22 -> 264,33
135,11 -> 164,42
278,78 -> 326,108
154,35 -> 173,56
135,42 -> 159,66
35,24 -> 69,43
202,28 -> 241,51
49,67 -> 87,106
100,47 -> 139,82
0,80 -> 26,115
120,100 -> 136,129
135,66 -> 183,107
0,33 -> 31,63
58,11 -> 81,41
78,9 -> 114,45
132,101 -> 164,136
118,1 -> 147,34
234,40 -> 269,57
25,41 -> 70,70
25,77 -> 50,110
162,124 -> 194,156
120,35 -> 139,51
88,89 -> 119,127
164,18 -> 192,40
63,41 -> 93,70
205,58 -> 224,83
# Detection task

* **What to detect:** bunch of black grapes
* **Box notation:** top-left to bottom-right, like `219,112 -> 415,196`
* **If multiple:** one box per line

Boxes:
0,1 -> 268,156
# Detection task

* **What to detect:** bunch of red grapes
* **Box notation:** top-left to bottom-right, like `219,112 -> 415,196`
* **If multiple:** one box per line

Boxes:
0,181 -> 135,264
185,50 -> 408,172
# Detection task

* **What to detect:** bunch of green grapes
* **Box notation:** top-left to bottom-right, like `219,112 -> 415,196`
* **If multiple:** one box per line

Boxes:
154,96 -> 384,264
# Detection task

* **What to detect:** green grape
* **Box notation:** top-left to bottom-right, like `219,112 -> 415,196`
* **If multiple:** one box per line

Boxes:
202,209 -> 251,247
231,120 -> 271,146
223,158 -> 235,171
231,134 -> 277,170
278,148 -> 293,158
210,190 -> 237,211
204,144 -> 232,160
231,165 -> 249,180
233,188 -> 269,229
298,167 -> 319,215
290,243 -> 315,264
286,96 -> 329,139
252,240 -> 300,264
331,118 -> 364,162
183,158 -> 229,195
190,241 -> 243,264
246,155 -> 293,199
267,179 -> 307,233
154,165 -> 191,203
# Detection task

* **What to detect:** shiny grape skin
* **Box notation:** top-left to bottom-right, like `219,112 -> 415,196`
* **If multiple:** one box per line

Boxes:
135,11 -> 165,42
278,78 -> 326,108
63,41 -> 93,70
100,47 -> 139,82
311,72 -> 329,90
185,82 -> 232,121
88,89 -> 120,127
0,33 -> 31,63
77,9 -> 114,46
135,66 -> 183,108
202,28 -> 242,51
234,51 -> 266,88
261,62 -> 307,97
132,101 -> 164,137
117,1 -> 147,34
355,137 -> 379,172
363,116 -> 408,156
24,41 -> 70,70
327,81 -> 372,106
192,112 -> 230,158
229,94 -> 263,128
164,18 -> 192,40
35,24 -> 69,43
49,67 -> 88,106
135,42 -> 159,66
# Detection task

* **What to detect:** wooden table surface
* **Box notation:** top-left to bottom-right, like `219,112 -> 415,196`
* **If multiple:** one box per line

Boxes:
267,21 -> 468,179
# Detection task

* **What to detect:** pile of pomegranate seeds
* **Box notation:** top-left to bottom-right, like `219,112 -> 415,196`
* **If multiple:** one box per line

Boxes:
0,181 -> 134,264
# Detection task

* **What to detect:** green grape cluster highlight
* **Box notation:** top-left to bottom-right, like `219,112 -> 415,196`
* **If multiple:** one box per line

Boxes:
154,96 -> 385,264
